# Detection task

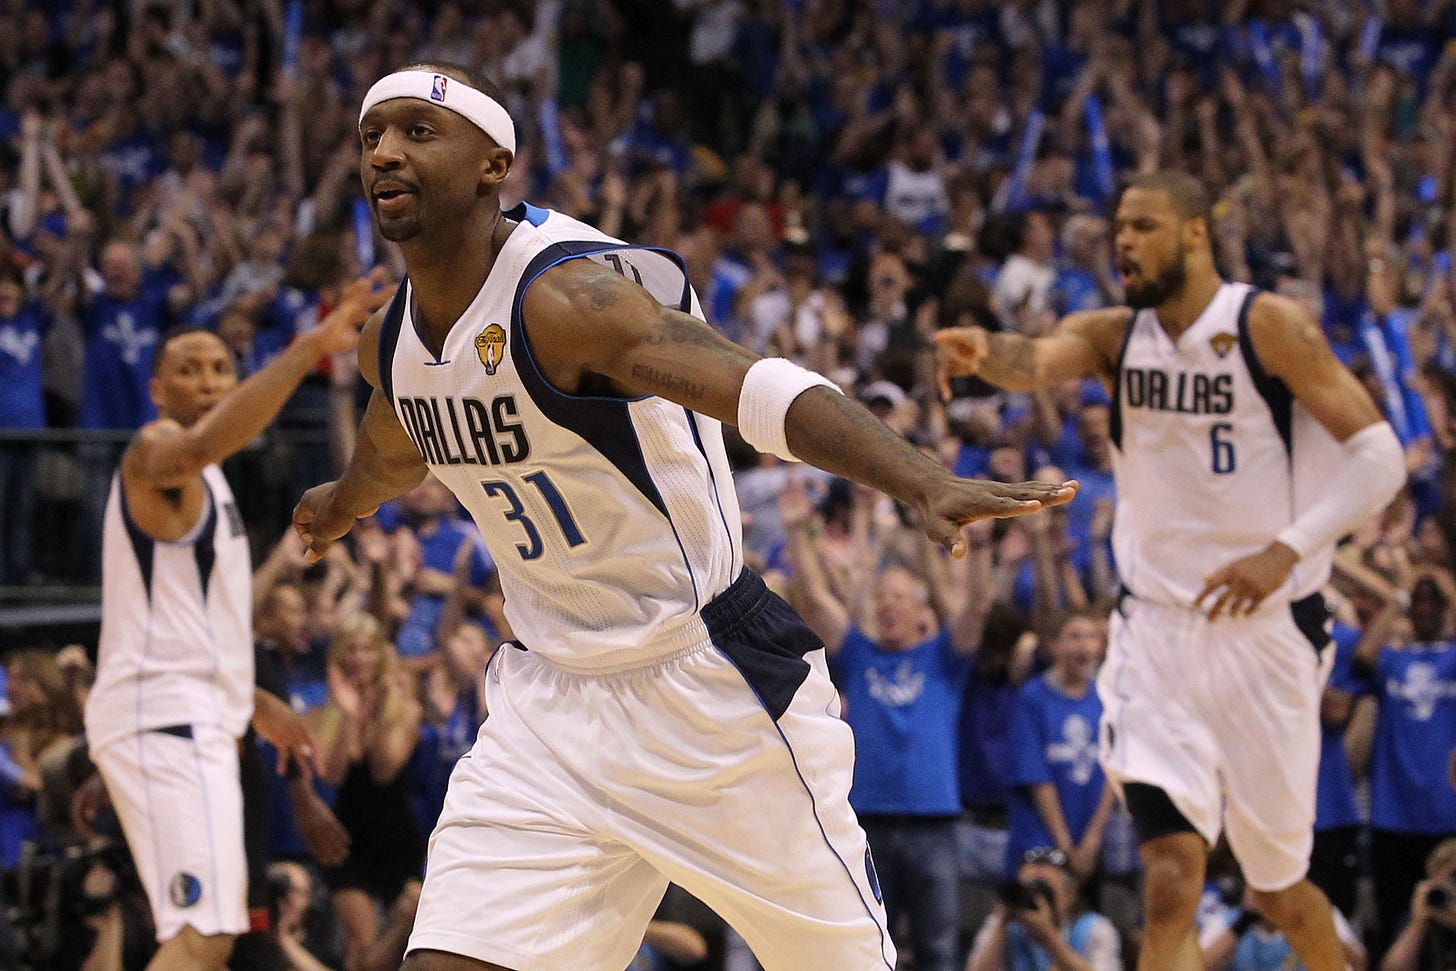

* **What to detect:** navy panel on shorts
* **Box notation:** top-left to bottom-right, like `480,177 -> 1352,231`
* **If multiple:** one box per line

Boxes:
1290,591 -> 1332,652
702,569 -> 821,721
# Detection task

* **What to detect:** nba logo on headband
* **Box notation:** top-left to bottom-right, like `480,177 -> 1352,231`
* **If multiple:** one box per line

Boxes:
431,75 -> 447,102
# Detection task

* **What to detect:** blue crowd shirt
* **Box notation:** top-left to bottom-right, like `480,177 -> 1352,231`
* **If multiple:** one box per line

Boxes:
957,666 -> 1019,809
80,273 -> 173,429
1006,673 -> 1106,875
396,518 -> 475,658
833,626 -> 970,816
0,303 -> 47,428
1371,641 -> 1456,833
1315,624 -> 1364,831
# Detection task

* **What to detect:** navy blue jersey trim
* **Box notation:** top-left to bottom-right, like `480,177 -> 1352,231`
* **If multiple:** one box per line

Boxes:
685,409 -> 736,563
193,479 -> 219,602
509,241 -> 692,519
1236,289 -> 1293,455
1109,310 -> 1137,452
150,724 -> 194,739
377,280 -> 409,407
117,473 -> 155,600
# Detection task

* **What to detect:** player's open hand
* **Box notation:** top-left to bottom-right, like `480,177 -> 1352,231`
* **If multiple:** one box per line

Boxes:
921,477 -> 1078,558
932,326 -> 990,400
311,267 -> 393,355
1195,541 -> 1300,620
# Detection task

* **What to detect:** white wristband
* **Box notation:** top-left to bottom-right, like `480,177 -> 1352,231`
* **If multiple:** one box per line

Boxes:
1275,422 -> 1405,559
737,358 -> 841,463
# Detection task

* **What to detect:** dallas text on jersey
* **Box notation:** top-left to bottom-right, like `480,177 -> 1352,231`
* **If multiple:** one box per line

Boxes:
1122,368 -> 1234,416
396,393 -> 532,467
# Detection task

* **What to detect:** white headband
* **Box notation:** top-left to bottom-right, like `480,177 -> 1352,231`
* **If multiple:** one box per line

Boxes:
359,70 -> 516,155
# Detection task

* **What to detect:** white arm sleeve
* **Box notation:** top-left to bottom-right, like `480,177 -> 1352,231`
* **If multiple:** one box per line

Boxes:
736,358 -> 842,463
1276,422 -> 1405,559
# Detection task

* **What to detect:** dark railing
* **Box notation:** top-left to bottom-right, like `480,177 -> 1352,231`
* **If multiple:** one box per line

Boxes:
0,422 -> 336,647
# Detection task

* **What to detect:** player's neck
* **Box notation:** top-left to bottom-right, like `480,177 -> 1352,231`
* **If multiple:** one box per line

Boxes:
401,210 -> 513,343
1151,270 -> 1223,340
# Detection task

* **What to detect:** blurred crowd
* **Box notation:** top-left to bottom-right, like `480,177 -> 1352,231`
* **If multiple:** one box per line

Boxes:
1,0 -> 1455,969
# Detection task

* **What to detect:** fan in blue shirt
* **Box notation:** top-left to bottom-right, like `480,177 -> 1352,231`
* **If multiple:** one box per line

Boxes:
1353,568 -> 1456,956
1006,609 -> 1114,885
785,479 -> 989,971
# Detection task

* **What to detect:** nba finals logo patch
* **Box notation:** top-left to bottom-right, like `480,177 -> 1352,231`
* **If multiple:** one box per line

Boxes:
476,323 -> 507,375
431,75 -> 448,102
169,872 -> 202,908
1209,332 -> 1237,358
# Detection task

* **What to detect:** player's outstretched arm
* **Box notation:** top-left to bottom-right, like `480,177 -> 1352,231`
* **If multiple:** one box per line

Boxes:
293,297 -> 431,563
932,308 -> 1130,397
524,260 -> 1079,558
127,270 -> 391,490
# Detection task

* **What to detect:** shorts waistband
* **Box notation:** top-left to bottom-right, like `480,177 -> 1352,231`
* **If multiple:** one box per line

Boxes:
1117,585 -> 1325,622
509,569 -> 765,677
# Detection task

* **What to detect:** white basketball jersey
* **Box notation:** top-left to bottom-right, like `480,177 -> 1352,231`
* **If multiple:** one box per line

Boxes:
86,465 -> 255,752
380,204 -> 744,668
1110,283 -> 1342,609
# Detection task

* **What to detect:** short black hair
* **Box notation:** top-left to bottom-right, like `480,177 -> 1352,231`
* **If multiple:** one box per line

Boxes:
398,61 -> 509,117
1120,171 -> 1213,225
151,324 -> 214,376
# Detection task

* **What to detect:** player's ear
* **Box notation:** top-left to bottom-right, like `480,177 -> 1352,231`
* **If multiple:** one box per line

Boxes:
479,146 -> 512,193
1185,216 -> 1209,251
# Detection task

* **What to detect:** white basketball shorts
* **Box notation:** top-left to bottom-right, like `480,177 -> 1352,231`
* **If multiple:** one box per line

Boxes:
1097,593 -> 1333,892
92,724 -> 248,941
407,570 -> 895,971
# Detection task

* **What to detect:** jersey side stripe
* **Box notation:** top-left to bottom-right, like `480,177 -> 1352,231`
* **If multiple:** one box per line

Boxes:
377,280 -> 410,407
1234,289 -> 1294,455
684,409 -> 736,564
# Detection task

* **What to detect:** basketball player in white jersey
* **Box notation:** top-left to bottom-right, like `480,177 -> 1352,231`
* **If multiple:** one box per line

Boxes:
85,275 -> 389,971
289,62 -> 1076,971
935,171 -> 1406,971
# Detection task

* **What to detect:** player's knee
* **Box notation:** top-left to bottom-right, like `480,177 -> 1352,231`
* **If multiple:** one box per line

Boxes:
1140,839 -> 1205,928
403,949 -> 514,971
166,926 -> 236,968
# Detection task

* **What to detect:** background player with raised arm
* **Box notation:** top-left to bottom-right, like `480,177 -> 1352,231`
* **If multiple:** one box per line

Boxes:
84,273 -> 389,971
291,62 -> 1076,971
935,171 -> 1406,971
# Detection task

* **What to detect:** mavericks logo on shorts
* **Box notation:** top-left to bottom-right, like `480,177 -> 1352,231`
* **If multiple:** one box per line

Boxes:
169,871 -> 203,908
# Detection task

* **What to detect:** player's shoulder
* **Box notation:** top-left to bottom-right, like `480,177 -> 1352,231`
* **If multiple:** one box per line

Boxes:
1246,290 -> 1312,333
358,286 -> 406,389
1243,290 -> 1329,363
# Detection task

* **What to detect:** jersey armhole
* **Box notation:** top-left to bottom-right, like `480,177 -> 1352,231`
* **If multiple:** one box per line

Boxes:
1107,310 -> 1138,451
376,279 -> 410,408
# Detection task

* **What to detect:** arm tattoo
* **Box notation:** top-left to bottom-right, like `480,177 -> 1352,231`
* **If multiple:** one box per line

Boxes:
562,267 -> 623,313
643,310 -> 723,348
631,363 -> 706,400
986,332 -> 1037,381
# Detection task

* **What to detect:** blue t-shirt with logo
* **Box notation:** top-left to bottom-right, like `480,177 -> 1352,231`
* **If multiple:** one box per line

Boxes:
80,274 -> 173,429
1006,673 -> 1106,875
833,626 -> 970,816
1371,641 -> 1456,833
1315,624 -> 1364,831
0,303 -> 47,428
